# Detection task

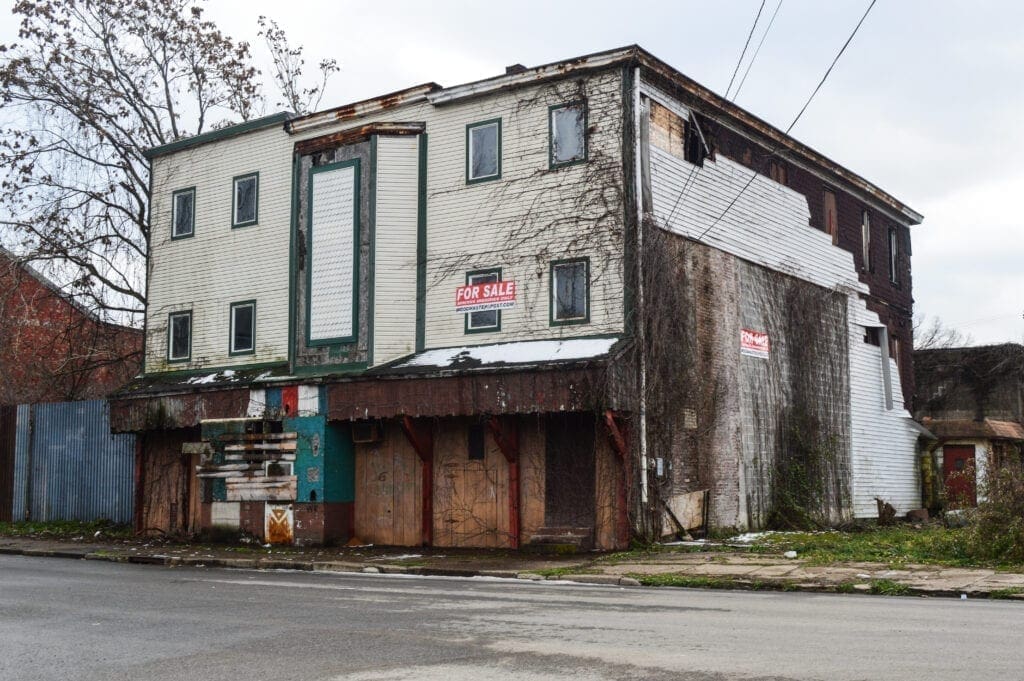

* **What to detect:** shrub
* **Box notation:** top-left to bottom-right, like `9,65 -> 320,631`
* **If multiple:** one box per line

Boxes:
964,466 -> 1024,564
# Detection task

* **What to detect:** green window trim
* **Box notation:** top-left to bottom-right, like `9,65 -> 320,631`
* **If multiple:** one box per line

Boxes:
305,157 -> 361,348
549,257 -> 591,327
171,187 -> 196,240
229,300 -> 257,356
465,118 -> 502,184
232,172 -> 259,228
464,267 -> 502,334
548,101 -> 588,170
167,310 -> 193,362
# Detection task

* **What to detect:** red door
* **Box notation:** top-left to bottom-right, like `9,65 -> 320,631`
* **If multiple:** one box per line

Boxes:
943,445 -> 977,508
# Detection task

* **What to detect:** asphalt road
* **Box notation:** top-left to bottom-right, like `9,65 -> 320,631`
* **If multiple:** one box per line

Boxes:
1,554 -> 1022,680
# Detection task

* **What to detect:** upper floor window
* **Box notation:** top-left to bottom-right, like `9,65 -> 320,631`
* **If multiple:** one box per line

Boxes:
168,310 -> 192,361
465,269 -> 501,333
823,189 -> 838,245
230,300 -> 256,355
550,102 -> 587,167
232,173 -> 259,227
888,226 -> 900,285
861,210 -> 872,272
172,187 -> 195,239
550,258 -> 589,325
466,119 -> 501,183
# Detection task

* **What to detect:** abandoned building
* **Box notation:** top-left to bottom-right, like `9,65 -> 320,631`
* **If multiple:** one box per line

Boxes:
110,45 -> 925,548
0,247 -> 142,404
915,344 -> 1024,507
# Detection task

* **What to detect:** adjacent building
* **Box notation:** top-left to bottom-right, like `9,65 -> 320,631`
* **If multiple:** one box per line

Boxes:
111,46 -> 925,547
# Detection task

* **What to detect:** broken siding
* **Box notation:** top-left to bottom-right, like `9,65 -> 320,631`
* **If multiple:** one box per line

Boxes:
373,136 -> 420,364
146,125 -> 292,372
291,69 -> 626,356
644,78 -> 920,521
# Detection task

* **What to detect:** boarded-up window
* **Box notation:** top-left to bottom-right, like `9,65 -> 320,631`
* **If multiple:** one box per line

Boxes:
823,189 -> 838,245
308,159 -> 359,344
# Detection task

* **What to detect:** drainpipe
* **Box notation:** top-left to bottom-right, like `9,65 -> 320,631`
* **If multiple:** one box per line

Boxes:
633,66 -> 649,507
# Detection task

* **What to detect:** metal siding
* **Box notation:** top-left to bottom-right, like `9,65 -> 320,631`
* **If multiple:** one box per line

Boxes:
14,401 -> 135,524
0,405 -> 15,521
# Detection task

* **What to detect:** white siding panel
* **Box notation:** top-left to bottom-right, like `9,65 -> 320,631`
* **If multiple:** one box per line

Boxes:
309,164 -> 357,342
373,136 -> 419,363
645,78 -> 920,519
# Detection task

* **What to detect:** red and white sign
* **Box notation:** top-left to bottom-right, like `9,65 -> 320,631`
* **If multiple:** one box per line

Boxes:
455,281 -> 518,313
740,328 -> 770,359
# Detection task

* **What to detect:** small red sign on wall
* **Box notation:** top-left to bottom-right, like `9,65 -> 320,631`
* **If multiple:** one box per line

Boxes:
740,328 -> 770,359
455,281 -> 517,313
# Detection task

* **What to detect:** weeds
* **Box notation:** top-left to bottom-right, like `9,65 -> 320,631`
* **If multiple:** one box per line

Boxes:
0,519 -> 132,540
869,579 -> 910,596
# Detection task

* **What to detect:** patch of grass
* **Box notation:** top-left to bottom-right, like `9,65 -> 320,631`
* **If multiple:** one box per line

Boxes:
989,587 -> 1024,600
532,565 -> 599,578
869,579 -> 910,596
633,574 -> 740,589
834,582 -> 858,594
0,519 -> 132,540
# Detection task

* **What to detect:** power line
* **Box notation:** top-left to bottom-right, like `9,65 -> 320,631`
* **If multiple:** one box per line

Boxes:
724,0 -> 767,100
732,0 -> 784,102
693,0 -> 879,243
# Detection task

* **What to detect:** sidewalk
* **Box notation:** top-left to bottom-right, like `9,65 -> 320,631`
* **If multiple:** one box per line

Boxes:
3,535 -> 1024,599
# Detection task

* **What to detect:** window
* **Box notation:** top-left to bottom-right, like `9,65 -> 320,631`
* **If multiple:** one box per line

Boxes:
171,187 -> 195,239
232,173 -> 259,227
168,311 -> 192,361
465,269 -> 501,333
230,301 -> 256,355
888,227 -> 900,285
550,258 -> 589,325
468,423 -> 486,461
648,100 -> 708,166
549,102 -> 586,167
466,119 -> 501,183
823,189 -> 838,245
861,210 -> 872,272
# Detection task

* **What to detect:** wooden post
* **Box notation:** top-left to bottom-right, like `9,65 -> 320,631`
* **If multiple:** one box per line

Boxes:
401,416 -> 434,547
603,410 -> 630,548
133,434 -> 145,535
488,416 -> 520,549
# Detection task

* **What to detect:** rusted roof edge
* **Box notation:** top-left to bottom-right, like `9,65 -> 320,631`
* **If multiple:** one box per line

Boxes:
286,83 -> 442,135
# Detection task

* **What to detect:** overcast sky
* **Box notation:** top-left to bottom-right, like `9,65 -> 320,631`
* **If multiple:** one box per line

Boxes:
4,1 -> 1022,344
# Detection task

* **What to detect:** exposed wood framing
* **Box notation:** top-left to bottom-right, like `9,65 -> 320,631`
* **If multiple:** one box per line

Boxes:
487,416 -> 520,549
603,410 -> 631,547
401,415 -> 434,546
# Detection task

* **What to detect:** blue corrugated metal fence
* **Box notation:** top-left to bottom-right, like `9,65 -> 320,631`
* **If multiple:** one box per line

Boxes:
10,400 -> 135,524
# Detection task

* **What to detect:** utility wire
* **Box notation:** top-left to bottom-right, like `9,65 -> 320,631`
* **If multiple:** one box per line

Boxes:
724,0 -> 767,100
693,0 -> 878,244
732,0 -> 784,101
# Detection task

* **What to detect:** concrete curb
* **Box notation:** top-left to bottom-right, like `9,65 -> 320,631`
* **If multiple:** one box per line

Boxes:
2,543 -> 1022,600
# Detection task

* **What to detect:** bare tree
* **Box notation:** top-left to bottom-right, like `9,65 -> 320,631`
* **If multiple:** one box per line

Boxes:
914,313 -> 973,351
258,15 -> 338,115
0,1 -> 336,326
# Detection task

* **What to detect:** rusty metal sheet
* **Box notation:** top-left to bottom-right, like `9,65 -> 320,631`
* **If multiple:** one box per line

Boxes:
294,122 -> 425,156
265,503 -> 294,545
109,389 -> 250,432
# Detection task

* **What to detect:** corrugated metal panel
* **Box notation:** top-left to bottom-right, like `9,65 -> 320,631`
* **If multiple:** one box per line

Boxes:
0,405 -> 16,521
12,404 -> 30,521
13,400 -> 135,524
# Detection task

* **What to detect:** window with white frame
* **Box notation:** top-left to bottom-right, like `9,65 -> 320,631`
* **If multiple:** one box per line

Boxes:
550,102 -> 586,167
550,258 -> 589,325
466,119 -> 501,183
168,310 -> 192,361
230,301 -> 255,355
233,173 -> 258,227
465,269 -> 500,333
172,188 -> 195,239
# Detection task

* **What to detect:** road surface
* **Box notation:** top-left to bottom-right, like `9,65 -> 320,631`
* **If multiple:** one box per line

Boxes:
1,554 -> 1021,680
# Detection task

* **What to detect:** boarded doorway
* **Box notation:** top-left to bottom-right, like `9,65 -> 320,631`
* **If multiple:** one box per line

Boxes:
544,412 -> 596,528
943,444 -> 977,508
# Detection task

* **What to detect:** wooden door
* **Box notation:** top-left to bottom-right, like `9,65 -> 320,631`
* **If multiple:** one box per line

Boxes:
943,445 -> 977,508
544,413 -> 596,528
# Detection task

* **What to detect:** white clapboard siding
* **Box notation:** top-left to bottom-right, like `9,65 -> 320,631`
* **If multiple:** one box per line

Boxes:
309,164 -> 357,341
373,135 -> 419,363
644,78 -> 920,518
147,123 -> 293,372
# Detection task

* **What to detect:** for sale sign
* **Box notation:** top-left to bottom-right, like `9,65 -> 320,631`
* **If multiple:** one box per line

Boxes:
740,328 -> 770,359
455,281 -> 517,313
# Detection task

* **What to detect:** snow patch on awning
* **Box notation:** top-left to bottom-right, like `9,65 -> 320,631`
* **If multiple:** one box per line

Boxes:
394,337 -> 618,370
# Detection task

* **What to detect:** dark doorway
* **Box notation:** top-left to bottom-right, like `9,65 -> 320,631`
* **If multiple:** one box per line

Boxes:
943,444 -> 977,508
544,412 -> 596,528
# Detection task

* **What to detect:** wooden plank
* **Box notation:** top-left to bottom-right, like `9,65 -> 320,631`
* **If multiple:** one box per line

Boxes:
215,432 -> 297,442
223,452 -> 296,462
196,463 -> 259,472
223,442 -> 298,452
226,480 -> 297,502
182,442 -> 213,455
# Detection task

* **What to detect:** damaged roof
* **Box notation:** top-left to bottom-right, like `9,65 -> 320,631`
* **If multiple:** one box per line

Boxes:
920,417 -> 1024,442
